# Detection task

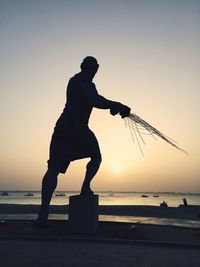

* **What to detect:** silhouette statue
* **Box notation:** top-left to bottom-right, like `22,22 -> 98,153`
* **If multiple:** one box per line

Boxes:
35,56 -> 130,226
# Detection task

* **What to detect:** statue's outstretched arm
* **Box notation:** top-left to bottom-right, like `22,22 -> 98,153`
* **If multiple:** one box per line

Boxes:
82,83 -> 131,118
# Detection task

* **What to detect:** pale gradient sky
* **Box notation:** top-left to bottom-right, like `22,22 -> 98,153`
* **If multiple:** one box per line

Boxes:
0,0 -> 199,192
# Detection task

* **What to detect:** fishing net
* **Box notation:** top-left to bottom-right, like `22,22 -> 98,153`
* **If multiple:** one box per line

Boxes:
124,112 -> 188,156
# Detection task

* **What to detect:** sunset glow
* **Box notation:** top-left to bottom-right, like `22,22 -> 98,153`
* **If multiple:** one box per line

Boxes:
0,0 -> 199,192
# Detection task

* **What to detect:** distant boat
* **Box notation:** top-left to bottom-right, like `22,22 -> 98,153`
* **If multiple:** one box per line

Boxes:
55,193 -> 66,196
141,194 -> 149,198
153,195 -> 159,197
108,193 -> 114,196
24,193 -> 34,196
1,192 -> 9,196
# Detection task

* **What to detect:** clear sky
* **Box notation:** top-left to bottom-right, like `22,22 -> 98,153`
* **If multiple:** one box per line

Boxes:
0,0 -> 199,192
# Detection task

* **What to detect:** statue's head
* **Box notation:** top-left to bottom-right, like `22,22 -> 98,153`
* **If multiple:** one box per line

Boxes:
80,56 -> 99,79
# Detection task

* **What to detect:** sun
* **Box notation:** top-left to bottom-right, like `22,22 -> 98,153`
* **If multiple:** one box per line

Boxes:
114,169 -> 120,175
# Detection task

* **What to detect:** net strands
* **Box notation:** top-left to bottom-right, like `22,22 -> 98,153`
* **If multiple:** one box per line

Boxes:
124,113 -> 188,156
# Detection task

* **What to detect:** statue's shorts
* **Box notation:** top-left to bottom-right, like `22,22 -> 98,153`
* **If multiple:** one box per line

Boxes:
47,124 -> 101,173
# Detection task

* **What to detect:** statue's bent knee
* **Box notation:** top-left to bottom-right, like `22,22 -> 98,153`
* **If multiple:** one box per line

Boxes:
89,155 -> 102,168
94,155 -> 102,166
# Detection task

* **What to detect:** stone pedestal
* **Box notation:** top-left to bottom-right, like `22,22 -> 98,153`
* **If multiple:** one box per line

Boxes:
68,194 -> 99,233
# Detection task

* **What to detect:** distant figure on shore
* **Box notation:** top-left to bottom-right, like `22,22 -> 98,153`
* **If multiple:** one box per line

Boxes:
35,56 -> 130,226
183,198 -> 188,206
160,201 -> 168,207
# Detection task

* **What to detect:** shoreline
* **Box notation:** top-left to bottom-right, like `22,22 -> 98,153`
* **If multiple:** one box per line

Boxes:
0,203 -> 199,220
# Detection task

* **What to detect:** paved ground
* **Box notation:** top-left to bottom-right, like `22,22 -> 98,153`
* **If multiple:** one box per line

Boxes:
0,220 -> 199,266
0,220 -> 200,244
0,240 -> 200,267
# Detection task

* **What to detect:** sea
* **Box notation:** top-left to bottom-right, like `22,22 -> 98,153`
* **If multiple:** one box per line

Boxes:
0,191 -> 199,207
1,191 -> 200,228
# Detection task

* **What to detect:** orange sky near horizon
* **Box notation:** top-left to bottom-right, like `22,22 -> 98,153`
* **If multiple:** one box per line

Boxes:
0,0 -> 199,192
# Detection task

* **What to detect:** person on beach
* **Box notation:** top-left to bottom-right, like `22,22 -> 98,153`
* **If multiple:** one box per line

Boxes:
36,56 -> 131,226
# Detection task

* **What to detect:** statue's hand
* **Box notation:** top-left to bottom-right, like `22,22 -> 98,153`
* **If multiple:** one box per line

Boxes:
110,107 -> 119,116
110,102 -> 131,118
119,105 -> 131,118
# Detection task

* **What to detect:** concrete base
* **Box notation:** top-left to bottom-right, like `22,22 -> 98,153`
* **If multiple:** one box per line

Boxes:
68,194 -> 99,233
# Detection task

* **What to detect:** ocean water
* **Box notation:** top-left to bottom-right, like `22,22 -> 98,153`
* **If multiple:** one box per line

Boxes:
1,191 -> 200,228
0,191 -> 199,207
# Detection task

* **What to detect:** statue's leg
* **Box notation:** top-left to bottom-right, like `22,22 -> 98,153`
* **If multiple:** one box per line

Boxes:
36,162 -> 70,225
35,166 -> 60,225
80,156 -> 102,195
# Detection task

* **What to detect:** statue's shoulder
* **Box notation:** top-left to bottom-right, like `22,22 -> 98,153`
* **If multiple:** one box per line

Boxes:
70,73 -> 86,84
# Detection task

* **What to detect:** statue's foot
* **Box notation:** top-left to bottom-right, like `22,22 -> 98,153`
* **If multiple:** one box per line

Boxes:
34,208 -> 49,228
34,217 -> 48,228
80,188 -> 94,196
